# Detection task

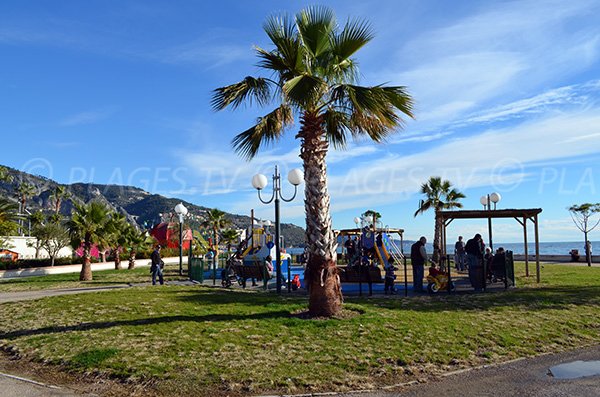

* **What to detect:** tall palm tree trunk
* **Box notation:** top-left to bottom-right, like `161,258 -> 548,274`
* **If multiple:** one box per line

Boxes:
299,113 -> 342,317
80,240 -> 93,281
433,210 -> 442,264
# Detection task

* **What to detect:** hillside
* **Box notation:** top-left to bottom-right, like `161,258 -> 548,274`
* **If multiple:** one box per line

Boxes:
0,165 -> 306,247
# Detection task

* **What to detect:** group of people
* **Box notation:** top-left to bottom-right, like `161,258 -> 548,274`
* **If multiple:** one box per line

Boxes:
408,233 -> 506,293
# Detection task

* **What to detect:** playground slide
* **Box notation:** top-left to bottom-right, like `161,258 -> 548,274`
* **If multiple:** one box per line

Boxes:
374,244 -> 390,268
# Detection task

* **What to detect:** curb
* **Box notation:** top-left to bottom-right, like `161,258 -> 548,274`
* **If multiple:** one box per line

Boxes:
0,370 -> 60,389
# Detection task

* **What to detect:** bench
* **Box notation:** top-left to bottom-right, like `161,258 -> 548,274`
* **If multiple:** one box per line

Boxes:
232,264 -> 270,288
338,266 -> 383,295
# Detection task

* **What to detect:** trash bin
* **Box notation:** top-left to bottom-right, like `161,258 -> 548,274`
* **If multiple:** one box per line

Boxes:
189,257 -> 205,282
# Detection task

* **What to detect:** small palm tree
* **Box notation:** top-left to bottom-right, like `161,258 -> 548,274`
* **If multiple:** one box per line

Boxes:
221,229 -> 240,259
212,6 -> 413,317
123,226 -> 151,270
106,213 -> 130,270
67,201 -> 112,281
414,177 -> 465,262
201,209 -> 231,266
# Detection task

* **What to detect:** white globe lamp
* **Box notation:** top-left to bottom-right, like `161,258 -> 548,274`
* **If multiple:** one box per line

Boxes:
287,168 -> 304,186
252,174 -> 268,190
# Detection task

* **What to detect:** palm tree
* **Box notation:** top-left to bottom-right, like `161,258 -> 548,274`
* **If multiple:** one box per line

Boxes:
221,229 -> 240,259
212,6 -> 413,317
0,166 -> 13,183
201,209 -> 231,266
0,198 -> 21,224
50,185 -> 68,214
414,177 -> 465,263
123,226 -> 151,270
107,213 -> 130,270
0,198 -> 21,240
15,182 -> 36,235
16,182 -> 36,213
67,201 -> 112,281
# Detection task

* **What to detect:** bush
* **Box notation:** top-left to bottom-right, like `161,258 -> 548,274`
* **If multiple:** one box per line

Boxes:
0,256 -> 99,271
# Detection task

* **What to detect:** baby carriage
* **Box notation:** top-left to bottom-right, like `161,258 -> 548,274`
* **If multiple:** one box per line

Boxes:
489,253 -> 507,283
426,262 -> 456,293
221,259 -> 241,288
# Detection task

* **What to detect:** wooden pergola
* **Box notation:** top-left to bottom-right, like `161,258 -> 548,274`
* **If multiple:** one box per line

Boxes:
437,208 -> 543,283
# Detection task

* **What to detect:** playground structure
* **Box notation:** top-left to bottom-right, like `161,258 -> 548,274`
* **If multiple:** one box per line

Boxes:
237,220 -> 292,281
336,212 -> 408,296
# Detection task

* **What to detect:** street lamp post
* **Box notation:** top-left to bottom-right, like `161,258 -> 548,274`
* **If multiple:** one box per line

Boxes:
174,203 -> 188,276
252,166 -> 303,294
480,193 -> 501,291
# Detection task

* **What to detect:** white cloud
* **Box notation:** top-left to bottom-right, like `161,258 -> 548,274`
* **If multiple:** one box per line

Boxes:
60,109 -> 115,126
376,0 -> 600,133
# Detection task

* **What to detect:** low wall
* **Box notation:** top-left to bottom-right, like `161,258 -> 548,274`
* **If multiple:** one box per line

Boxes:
2,236 -> 73,260
512,254 -> 599,263
0,257 -> 183,279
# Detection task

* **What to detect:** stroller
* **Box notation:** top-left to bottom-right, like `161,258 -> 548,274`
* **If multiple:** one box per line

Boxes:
221,258 -> 241,288
489,253 -> 507,283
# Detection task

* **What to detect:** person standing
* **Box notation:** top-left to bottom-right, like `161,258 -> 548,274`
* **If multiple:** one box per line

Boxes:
465,234 -> 484,291
150,244 -> 164,286
384,257 -> 397,295
454,236 -> 466,271
410,236 -> 427,292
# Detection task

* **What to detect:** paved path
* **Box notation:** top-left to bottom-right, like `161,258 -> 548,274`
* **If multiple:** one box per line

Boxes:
341,344 -> 600,397
0,371 -> 85,397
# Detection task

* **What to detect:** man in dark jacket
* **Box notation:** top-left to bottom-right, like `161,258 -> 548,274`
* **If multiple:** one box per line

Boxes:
150,244 -> 164,285
410,236 -> 427,292
465,234 -> 484,291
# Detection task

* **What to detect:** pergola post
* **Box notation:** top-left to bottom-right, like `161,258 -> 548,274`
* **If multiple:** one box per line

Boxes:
523,217 -> 529,277
534,214 -> 541,283
401,232 -> 407,297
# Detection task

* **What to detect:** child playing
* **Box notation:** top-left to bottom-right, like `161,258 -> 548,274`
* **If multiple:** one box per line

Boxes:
384,257 -> 397,295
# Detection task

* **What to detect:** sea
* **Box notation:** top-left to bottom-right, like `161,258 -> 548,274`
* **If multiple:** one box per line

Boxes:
287,241 -> 598,256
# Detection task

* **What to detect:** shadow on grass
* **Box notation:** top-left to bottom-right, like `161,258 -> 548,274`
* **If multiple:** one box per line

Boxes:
0,311 -> 292,341
346,285 -> 600,312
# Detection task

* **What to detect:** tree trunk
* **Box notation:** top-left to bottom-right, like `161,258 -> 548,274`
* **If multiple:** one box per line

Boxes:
128,249 -> 136,270
80,244 -> 93,281
585,231 -> 591,267
50,256 -> 55,267
114,249 -> 122,270
432,210 -> 441,263
298,112 -> 342,317
100,250 -> 106,263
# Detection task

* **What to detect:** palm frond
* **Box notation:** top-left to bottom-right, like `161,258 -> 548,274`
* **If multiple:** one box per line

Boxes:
283,74 -> 325,106
323,109 -> 351,149
231,104 -> 293,159
414,200 -> 432,217
211,77 -> 272,111
331,18 -> 374,61
261,15 -> 305,77
295,5 -> 336,57
381,86 -> 414,119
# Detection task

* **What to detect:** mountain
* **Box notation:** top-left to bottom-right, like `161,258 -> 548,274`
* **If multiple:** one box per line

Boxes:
0,165 -> 306,247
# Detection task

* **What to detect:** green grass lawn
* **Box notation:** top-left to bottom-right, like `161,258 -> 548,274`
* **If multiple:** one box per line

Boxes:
0,264 -> 188,292
0,263 -> 599,396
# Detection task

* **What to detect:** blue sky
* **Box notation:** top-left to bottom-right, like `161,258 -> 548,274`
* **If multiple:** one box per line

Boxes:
2,0 -> 600,243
